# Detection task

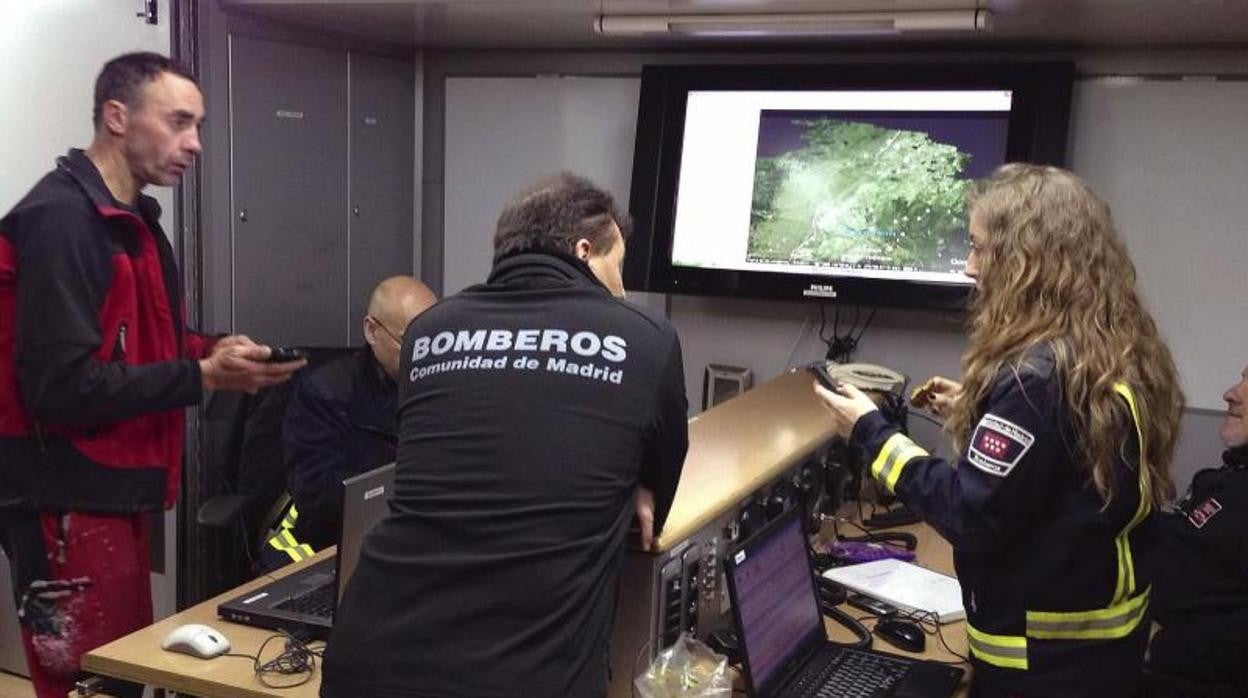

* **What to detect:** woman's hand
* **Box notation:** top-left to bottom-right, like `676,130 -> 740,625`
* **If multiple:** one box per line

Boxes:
910,376 -> 963,418
813,381 -> 879,440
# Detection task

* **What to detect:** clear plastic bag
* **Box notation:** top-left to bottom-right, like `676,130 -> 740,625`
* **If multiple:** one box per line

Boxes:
633,632 -> 732,698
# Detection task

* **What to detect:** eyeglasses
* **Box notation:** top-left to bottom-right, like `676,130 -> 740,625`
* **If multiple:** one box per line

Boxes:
367,316 -> 404,347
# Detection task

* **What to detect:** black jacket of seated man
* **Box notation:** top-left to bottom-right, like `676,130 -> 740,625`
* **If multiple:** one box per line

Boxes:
322,250 -> 688,698
1148,445 -> 1248,696
283,347 -> 398,551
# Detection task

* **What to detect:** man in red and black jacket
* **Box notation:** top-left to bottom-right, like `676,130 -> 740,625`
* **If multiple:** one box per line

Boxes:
0,53 -> 302,698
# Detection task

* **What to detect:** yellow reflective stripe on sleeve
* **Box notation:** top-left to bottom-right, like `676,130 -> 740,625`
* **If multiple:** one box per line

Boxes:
266,505 -> 311,562
1111,383 -> 1151,603
279,503 -> 300,530
966,623 -> 1029,670
1025,587 -> 1150,640
278,528 -> 312,561
266,533 -> 310,562
869,433 -> 928,494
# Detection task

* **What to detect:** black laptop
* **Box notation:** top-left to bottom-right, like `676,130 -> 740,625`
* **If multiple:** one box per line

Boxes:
723,508 -> 964,698
217,462 -> 395,638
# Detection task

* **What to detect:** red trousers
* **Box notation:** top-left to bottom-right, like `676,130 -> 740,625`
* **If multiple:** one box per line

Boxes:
3,510 -> 151,698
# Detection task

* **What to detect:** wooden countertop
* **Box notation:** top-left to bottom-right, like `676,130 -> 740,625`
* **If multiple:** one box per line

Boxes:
656,369 -> 836,551
81,550 -> 334,698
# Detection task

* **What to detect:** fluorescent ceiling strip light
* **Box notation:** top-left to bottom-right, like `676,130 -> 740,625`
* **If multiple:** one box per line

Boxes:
594,10 -> 993,37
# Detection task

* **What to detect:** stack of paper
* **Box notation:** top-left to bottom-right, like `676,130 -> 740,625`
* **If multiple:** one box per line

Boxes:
823,558 -> 965,623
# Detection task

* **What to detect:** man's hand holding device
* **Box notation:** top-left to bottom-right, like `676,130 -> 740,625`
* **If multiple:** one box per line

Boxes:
200,337 -> 306,393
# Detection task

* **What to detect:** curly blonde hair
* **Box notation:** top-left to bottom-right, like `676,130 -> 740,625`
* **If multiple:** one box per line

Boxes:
946,164 -> 1183,506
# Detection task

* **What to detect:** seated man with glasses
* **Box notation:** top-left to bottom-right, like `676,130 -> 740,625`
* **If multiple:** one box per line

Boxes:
261,276 -> 437,569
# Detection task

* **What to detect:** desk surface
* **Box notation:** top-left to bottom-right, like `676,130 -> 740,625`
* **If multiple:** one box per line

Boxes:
81,549 -> 334,698
83,520 -> 969,697
824,517 -> 970,697
657,369 -> 837,550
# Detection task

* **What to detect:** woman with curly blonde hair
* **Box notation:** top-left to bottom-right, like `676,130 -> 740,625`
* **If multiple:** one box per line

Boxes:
818,163 -> 1183,698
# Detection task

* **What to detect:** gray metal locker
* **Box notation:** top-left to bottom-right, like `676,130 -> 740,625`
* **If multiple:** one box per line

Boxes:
229,35 -> 350,346
348,52 -> 416,334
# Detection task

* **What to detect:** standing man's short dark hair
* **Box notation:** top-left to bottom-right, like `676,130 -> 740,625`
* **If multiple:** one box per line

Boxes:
493,172 -> 632,260
0,52 -> 298,698
92,52 -> 197,128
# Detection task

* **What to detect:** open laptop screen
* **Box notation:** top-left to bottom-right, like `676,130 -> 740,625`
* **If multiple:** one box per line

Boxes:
335,462 -> 396,608
726,510 -> 826,693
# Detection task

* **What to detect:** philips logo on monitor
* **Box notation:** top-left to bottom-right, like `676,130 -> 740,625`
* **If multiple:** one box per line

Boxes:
803,283 -> 838,299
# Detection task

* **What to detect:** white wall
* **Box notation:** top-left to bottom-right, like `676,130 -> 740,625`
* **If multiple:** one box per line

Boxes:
0,1 -> 173,221
0,0 -> 178,624
443,77 -> 640,295
1069,78 -> 1248,410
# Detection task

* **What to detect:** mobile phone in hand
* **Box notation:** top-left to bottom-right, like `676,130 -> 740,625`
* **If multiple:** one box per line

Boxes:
265,347 -> 307,363
807,363 -> 842,392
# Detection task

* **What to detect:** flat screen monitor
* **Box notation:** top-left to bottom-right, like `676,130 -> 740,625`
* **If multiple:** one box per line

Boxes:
626,63 -> 1074,310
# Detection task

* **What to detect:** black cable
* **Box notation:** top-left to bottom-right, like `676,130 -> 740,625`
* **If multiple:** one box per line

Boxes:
892,609 -> 971,666
837,516 -> 876,538
820,604 -> 874,650
221,630 -> 323,688
819,302 -> 874,363
852,306 -> 878,347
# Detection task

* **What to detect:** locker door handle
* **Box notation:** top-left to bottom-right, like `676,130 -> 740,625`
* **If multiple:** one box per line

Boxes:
352,205 -> 360,217
238,209 -> 248,222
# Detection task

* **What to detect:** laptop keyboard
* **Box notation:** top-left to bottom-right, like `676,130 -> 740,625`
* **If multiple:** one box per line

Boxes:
275,582 -> 335,619
788,646 -> 911,698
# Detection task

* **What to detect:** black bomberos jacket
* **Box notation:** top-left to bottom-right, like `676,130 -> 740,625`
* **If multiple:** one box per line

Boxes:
322,251 -> 689,698
0,150 -> 213,512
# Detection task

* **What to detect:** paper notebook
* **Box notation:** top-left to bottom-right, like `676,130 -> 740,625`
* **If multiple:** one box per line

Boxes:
823,558 -> 966,623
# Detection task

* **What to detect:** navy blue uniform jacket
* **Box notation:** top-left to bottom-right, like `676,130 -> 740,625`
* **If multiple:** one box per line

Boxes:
851,344 -> 1154,698
1149,446 -> 1248,693
284,348 -> 398,550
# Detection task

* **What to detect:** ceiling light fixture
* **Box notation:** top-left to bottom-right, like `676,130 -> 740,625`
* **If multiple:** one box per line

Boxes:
593,10 -> 992,38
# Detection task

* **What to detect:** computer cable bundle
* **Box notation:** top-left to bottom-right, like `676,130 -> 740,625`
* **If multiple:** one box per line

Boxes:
818,303 -> 878,364
221,629 -> 323,688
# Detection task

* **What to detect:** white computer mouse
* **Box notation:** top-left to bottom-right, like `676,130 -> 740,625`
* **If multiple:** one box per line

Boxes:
160,623 -> 231,659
